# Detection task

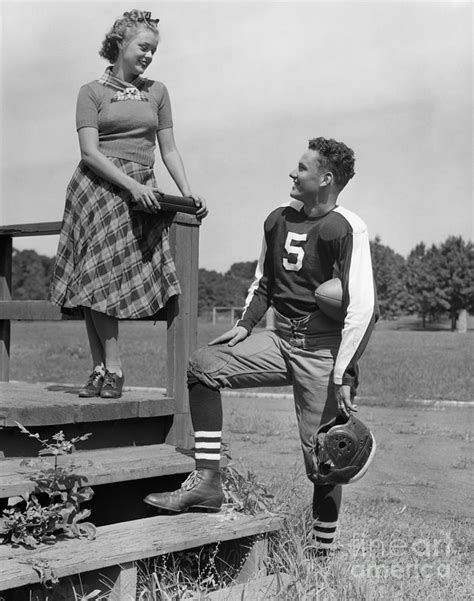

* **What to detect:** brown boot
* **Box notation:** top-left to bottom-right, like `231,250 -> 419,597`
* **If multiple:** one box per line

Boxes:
144,469 -> 224,513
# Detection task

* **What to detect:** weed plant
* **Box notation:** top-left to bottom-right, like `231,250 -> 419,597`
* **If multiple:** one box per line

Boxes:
0,423 -> 95,549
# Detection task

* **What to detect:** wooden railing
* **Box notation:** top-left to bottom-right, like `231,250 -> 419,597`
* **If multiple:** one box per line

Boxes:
0,210 -> 200,447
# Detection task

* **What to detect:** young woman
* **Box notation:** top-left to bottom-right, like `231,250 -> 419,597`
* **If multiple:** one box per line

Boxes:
50,10 -> 207,399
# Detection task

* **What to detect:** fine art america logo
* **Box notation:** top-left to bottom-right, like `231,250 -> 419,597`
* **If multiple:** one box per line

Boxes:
349,532 -> 453,580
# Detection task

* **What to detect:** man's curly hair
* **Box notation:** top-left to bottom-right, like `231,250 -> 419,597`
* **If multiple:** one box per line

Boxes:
308,137 -> 355,190
99,9 -> 160,64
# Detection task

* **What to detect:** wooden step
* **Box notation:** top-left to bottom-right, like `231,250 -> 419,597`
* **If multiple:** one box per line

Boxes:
0,381 -> 174,427
0,511 -> 283,591
0,443 -> 195,499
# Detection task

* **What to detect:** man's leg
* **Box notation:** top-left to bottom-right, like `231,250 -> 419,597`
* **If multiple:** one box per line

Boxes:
289,342 -> 342,554
144,330 -> 290,512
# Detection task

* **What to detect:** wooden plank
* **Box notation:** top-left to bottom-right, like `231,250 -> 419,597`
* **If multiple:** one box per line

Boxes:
233,538 -> 268,584
108,562 -> 137,601
0,443 -> 195,498
206,573 -> 291,601
0,237 -> 12,382
0,222 -> 61,237
0,213 -> 199,239
0,300 -> 63,321
0,301 -> 171,321
166,222 -> 199,449
0,512 -> 283,591
0,382 -> 174,427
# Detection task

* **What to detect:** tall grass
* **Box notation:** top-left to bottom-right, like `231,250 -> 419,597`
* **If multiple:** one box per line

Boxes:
119,472 -> 472,600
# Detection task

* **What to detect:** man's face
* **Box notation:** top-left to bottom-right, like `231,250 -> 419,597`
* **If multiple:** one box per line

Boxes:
289,150 -> 327,202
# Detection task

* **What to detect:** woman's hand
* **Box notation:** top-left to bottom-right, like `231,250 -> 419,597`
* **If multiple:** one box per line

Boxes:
129,182 -> 162,212
189,193 -> 208,220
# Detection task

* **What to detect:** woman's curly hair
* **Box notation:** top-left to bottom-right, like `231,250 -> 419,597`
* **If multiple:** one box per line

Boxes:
308,137 -> 356,190
99,9 -> 160,64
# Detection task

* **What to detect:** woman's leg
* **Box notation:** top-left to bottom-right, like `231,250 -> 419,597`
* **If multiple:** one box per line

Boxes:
78,307 -> 106,397
89,309 -> 122,376
83,307 -> 105,368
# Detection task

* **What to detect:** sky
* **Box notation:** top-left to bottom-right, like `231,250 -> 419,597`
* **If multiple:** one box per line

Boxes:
1,0 -> 472,272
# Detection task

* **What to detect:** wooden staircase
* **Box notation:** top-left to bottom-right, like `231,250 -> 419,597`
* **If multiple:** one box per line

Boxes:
0,215 -> 283,600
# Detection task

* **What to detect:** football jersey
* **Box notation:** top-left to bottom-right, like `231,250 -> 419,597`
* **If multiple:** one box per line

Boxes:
237,200 -> 378,385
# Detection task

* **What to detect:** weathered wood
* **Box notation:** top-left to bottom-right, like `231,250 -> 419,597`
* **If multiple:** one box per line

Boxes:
0,512 -> 283,591
0,300 -> 63,321
233,538 -> 268,584
0,236 -> 12,382
0,213 -> 198,239
166,221 -> 199,449
0,443 -> 195,498
206,573 -> 291,600
0,222 -> 61,238
105,562 -> 137,601
0,382 -> 175,428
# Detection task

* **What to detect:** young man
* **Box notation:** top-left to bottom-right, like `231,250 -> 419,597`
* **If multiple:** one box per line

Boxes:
145,137 -> 378,553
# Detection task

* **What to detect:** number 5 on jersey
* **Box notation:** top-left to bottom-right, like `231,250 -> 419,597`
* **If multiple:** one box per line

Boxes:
283,232 -> 307,272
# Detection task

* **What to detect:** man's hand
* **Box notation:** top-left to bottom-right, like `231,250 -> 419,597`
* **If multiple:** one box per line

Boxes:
335,384 -> 358,418
208,326 -> 248,347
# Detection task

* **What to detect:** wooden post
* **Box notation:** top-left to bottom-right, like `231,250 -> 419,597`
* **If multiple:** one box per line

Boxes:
0,237 -> 12,382
166,216 -> 200,449
108,562 -> 138,601
234,538 -> 268,584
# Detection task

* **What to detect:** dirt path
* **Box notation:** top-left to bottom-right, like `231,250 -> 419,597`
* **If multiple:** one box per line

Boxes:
222,395 -> 473,520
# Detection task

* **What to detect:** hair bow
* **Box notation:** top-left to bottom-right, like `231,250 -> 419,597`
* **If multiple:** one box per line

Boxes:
143,11 -> 159,24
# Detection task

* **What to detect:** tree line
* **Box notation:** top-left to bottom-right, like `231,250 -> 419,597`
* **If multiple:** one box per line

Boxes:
11,235 -> 473,329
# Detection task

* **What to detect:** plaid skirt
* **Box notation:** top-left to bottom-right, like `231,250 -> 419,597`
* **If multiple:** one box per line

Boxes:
49,158 -> 181,319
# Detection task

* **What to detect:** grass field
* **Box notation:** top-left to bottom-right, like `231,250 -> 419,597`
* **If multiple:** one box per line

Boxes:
10,318 -> 474,402
7,319 -> 474,599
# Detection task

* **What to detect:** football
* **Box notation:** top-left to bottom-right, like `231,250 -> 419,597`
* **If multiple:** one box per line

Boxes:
314,278 -> 345,322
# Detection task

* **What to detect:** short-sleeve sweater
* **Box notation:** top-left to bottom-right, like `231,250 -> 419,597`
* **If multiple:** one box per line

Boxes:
76,78 -> 173,167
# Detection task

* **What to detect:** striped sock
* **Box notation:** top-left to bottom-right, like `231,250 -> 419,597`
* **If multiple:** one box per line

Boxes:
189,383 -> 223,471
194,430 -> 221,471
312,519 -> 338,550
312,483 -> 341,551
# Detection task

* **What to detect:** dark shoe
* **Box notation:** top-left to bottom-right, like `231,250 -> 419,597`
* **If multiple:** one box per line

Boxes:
100,370 -> 124,399
78,369 -> 105,398
304,542 -> 342,561
144,469 -> 224,513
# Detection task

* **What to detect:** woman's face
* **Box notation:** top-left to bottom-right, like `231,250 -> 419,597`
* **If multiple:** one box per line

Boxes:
118,27 -> 159,76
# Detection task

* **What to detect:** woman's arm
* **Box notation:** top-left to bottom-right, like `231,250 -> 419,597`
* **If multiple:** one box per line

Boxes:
157,127 -> 208,219
78,127 -> 161,211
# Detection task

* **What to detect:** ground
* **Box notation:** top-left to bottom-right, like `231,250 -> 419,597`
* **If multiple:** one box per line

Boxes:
222,394 -> 473,520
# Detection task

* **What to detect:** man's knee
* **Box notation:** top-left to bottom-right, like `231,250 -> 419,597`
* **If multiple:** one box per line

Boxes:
187,346 -> 231,390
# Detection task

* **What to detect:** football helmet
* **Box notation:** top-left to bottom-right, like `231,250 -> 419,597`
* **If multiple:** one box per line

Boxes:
310,414 -> 376,485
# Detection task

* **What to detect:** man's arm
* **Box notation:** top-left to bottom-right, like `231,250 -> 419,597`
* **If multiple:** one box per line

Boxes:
236,234 -> 272,334
332,209 -> 377,414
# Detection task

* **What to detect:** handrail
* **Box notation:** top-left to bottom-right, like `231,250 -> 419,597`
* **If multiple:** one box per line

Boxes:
0,212 -> 200,447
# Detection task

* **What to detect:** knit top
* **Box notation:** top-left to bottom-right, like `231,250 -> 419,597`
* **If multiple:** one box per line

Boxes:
76,75 -> 173,167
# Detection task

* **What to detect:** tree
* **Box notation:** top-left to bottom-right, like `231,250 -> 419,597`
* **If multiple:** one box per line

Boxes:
226,261 -> 257,280
12,249 -> 55,300
406,243 -> 448,327
370,236 -> 410,319
436,236 -> 474,331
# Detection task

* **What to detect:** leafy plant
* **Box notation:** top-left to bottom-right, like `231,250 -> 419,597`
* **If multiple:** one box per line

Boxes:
221,443 -> 276,515
0,422 -> 96,548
